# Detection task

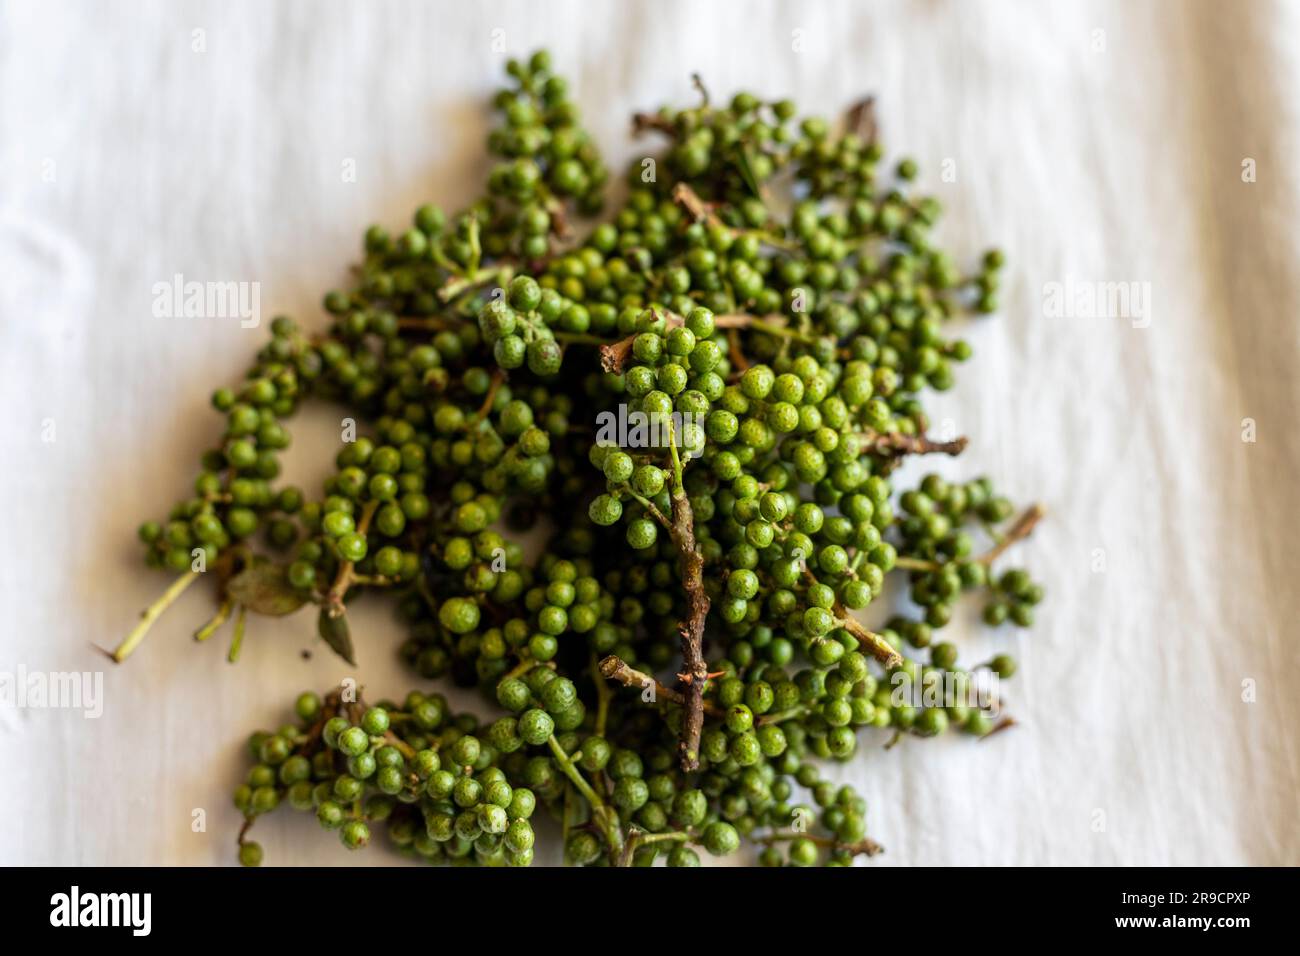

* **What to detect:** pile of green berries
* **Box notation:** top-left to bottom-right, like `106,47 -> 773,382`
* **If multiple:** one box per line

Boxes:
122,52 -> 1044,866
134,316 -> 315,578
236,689 -> 539,867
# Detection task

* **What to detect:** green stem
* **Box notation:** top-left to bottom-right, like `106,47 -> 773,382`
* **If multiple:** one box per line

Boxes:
553,331 -> 612,346
113,569 -> 202,662
382,731 -> 417,760
350,574 -> 395,586
194,597 -> 233,642
227,605 -> 247,663
503,657 -> 538,681
749,230 -> 801,252
546,735 -> 605,812
618,827 -> 697,866
547,735 -> 623,857
749,319 -> 812,342
622,486 -> 672,531
429,237 -> 457,274
562,784 -> 575,845
438,264 -> 512,305
591,651 -> 612,738
894,555 -> 939,573
636,830 -> 694,845
667,419 -> 686,493
757,706 -> 808,726
466,216 -> 482,275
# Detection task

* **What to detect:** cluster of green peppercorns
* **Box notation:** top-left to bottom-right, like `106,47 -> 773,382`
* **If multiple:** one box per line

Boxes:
123,51 -> 1043,866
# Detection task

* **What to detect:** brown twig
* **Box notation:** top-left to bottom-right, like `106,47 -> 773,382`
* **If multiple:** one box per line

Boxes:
672,182 -> 723,227
632,111 -> 677,136
469,369 -> 507,426
671,484 -> 710,771
895,503 -> 1046,573
325,500 -> 379,617
598,335 -> 637,373
658,425 -> 711,772
600,421 -> 713,774
727,328 -> 752,371
980,504 -> 1045,565
545,197 -> 572,241
294,689 -> 345,756
802,566 -> 900,668
835,605 -> 903,669
858,430 -> 969,458
845,95 -> 878,146
599,655 -> 723,717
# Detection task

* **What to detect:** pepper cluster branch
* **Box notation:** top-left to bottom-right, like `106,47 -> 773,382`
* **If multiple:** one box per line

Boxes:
125,51 -> 1047,868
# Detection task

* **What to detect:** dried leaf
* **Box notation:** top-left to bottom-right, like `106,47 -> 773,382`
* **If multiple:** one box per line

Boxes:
317,607 -> 355,665
225,563 -> 306,617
